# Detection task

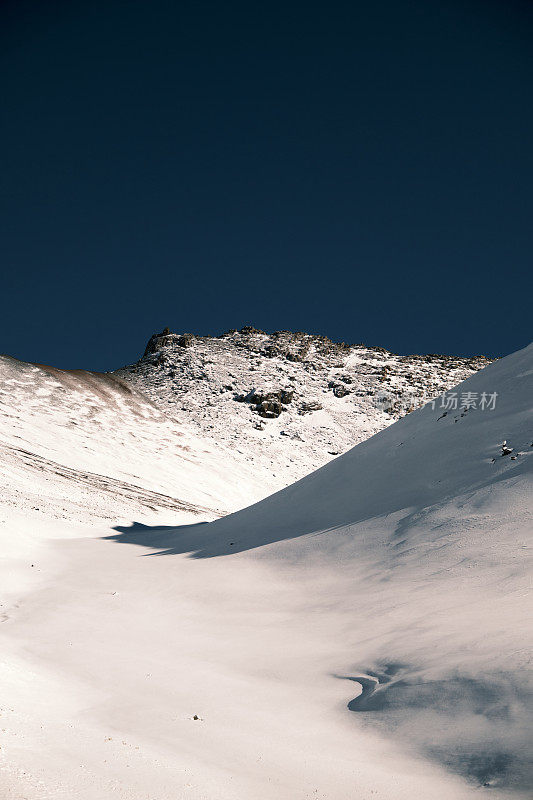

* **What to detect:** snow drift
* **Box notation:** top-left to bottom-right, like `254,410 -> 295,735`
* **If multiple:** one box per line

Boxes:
109,342 -> 533,793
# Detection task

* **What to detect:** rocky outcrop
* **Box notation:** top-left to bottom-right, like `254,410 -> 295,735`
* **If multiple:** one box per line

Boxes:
143,330 -> 179,357
177,333 -> 195,348
298,400 -> 323,414
116,325 -> 494,488
329,381 -> 351,398
235,388 -> 295,418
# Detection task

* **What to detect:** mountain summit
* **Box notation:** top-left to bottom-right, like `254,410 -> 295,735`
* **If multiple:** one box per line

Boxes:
116,326 -> 492,486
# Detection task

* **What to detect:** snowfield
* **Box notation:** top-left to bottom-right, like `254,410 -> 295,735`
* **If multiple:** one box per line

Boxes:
0,340 -> 531,799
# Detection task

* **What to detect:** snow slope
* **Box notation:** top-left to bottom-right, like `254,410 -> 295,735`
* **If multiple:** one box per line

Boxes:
0,354 -> 290,523
0,343 -> 531,799
108,341 -> 533,794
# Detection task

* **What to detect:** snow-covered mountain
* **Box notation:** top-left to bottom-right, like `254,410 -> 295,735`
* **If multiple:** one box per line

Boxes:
1,336 -> 530,800
116,326 -> 492,487
0,328 -> 492,528
108,341 -> 532,796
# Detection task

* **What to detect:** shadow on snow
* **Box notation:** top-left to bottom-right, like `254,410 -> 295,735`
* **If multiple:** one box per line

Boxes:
339,664 -> 533,792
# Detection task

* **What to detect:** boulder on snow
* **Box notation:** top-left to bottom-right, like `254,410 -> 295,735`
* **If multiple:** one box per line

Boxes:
332,384 -> 351,398
234,387 -> 294,418
298,400 -> 323,415
257,398 -> 284,418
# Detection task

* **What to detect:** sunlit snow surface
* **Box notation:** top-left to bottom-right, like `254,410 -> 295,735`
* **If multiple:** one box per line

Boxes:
0,344 -> 531,799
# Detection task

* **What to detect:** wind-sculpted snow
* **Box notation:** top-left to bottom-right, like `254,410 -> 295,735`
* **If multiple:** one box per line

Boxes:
108,343 -> 533,795
343,666 -> 533,790
0,354 -> 279,522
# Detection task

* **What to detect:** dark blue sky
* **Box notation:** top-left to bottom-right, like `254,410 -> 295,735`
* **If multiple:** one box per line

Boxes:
1,0 -> 531,370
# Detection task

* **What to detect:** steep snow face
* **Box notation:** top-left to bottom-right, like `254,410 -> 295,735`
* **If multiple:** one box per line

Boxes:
0,355 -> 283,523
111,342 -> 533,793
158,341 -> 530,557
116,327 -> 492,487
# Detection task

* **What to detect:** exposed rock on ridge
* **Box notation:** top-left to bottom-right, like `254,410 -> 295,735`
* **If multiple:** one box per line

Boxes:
116,326 -> 492,485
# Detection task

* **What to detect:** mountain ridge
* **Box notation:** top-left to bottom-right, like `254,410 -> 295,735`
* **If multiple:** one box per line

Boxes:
115,325 -> 493,486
